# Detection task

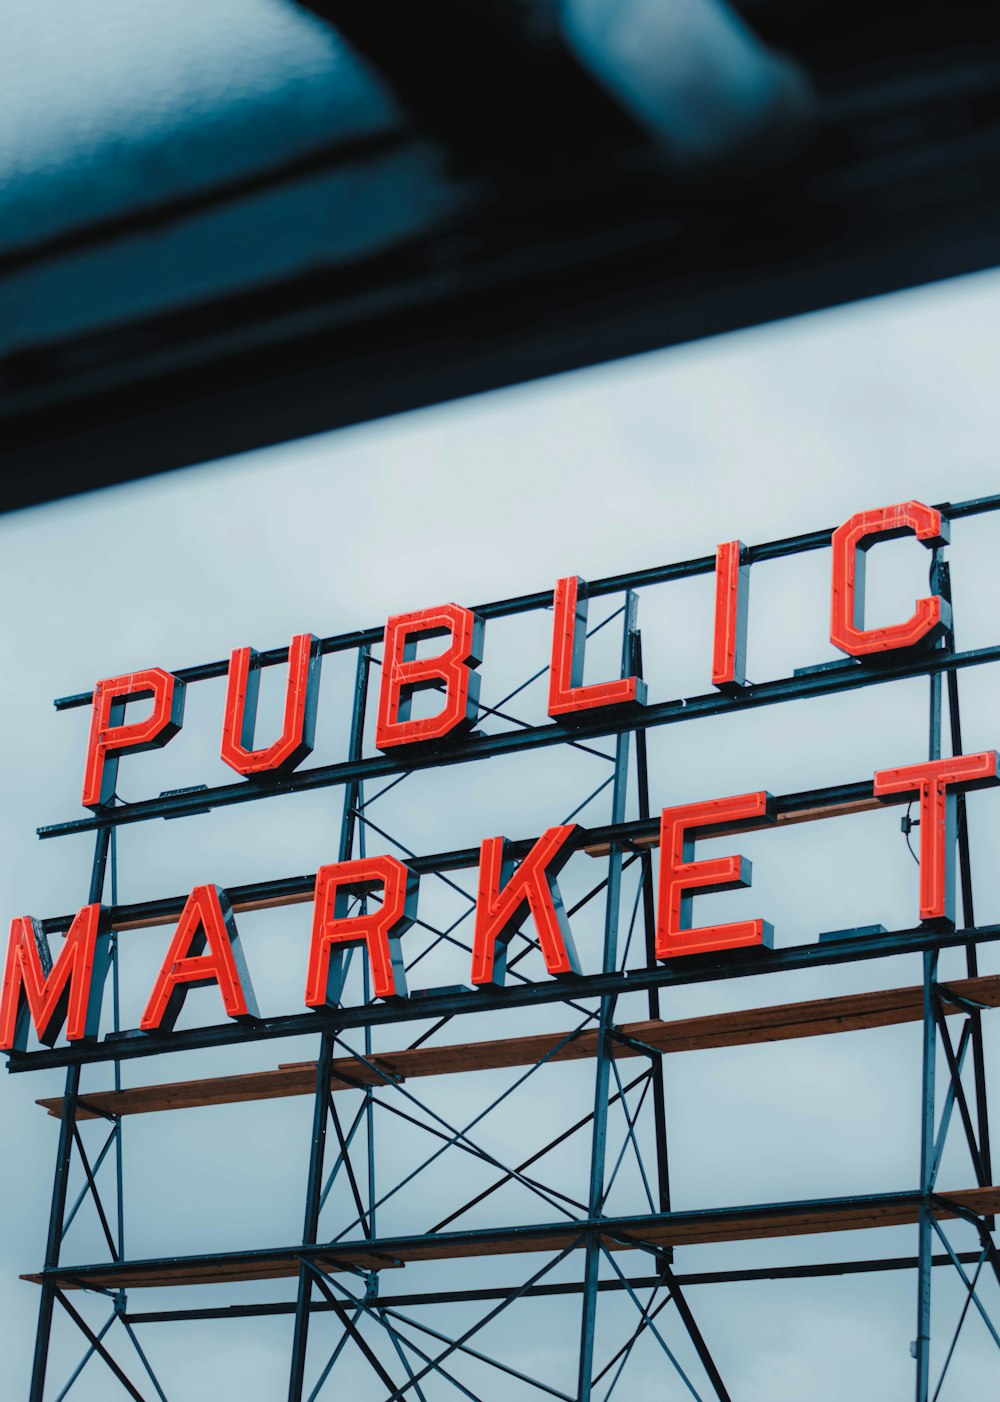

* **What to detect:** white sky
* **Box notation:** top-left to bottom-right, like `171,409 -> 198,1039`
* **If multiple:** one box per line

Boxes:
2,269 -> 1000,1400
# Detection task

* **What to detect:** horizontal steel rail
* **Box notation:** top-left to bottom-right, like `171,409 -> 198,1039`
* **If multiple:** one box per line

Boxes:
25,1188 -> 998,1291
37,641 -> 1000,838
35,976 -> 1000,1121
38,775 -> 880,934
49,491 -> 1000,711
121,1251 -> 986,1324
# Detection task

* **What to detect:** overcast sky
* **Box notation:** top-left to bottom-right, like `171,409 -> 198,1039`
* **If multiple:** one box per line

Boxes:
3,270 -> 1000,1401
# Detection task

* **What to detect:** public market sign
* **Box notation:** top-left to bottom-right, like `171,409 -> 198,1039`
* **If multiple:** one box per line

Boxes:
3,500 -> 994,1058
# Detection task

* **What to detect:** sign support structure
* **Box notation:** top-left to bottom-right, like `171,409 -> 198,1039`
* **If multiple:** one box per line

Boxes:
10,495 -> 1000,1399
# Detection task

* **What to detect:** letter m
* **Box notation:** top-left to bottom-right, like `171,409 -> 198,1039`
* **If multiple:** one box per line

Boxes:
0,905 -> 110,1052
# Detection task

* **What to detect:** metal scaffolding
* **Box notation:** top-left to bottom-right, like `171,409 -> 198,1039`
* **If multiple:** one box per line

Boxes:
10,494 -> 1000,1399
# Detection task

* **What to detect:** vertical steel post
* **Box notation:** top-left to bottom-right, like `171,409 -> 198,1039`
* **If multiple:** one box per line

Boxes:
111,825 -> 126,1269
915,945 -> 938,1402
939,562 -> 992,1191
578,592 -> 638,1402
915,551 -> 944,1401
338,647 -> 371,870
288,1033 -> 337,1402
632,632 -> 671,1222
29,825 -> 111,1402
635,629 -> 731,1402
288,646 -> 371,1402
348,651 -> 378,1260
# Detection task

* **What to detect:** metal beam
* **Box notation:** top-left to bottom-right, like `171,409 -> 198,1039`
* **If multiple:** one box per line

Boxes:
37,640 -> 1000,839
120,1250 -> 990,1324
49,493 -> 1000,712
29,825 -> 111,1402
36,774 -> 893,937
578,596 -> 635,1401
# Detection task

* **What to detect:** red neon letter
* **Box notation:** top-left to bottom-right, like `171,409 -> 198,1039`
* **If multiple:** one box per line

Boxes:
0,905 -> 110,1052
140,885 -> 258,1033
548,576 -> 645,719
471,825 -> 579,987
830,501 -> 950,659
306,855 -> 417,1005
712,541 -> 750,691
874,751 -> 1000,924
375,605 -> 483,751
220,632 -> 321,776
656,792 -> 774,959
82,668 -> 186,810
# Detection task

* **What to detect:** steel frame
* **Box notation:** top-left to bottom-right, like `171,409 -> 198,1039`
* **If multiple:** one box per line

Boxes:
12,495 -> 1000,1399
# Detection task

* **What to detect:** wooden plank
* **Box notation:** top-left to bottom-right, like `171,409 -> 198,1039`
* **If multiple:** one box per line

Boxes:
21,1252 -> 400,1289
22,1187 -> 1000,1289
583,796 -> 885,857
610,1187 -> 1000,1249
116,890 -> 313,932
38,977 -> 1000,1121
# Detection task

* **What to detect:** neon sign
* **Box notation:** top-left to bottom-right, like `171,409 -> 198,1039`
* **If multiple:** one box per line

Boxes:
4,498 -> 992,1059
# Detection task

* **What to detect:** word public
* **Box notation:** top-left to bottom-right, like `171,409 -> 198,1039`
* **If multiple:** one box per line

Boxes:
0,501 -> 989,1054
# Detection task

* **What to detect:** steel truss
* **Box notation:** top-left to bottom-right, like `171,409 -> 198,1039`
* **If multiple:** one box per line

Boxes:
12,496 -> 1000,1399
